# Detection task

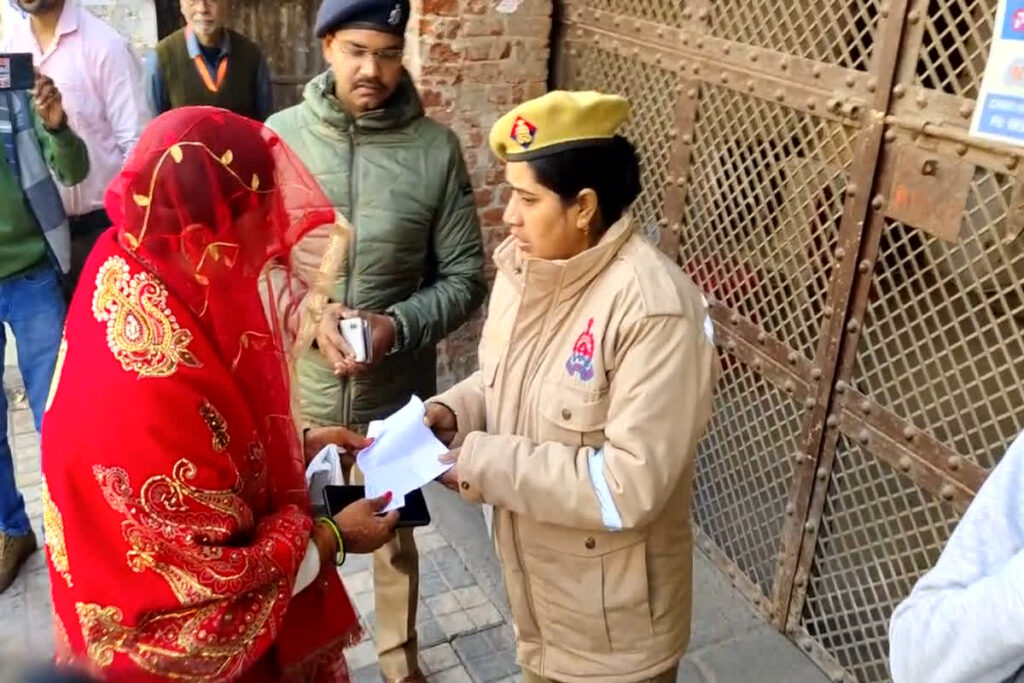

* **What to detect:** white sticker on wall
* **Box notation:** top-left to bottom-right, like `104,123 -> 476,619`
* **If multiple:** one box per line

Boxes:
496,0 -> 523,13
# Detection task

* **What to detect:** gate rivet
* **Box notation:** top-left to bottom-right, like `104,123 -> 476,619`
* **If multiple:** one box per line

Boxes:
880,3 -> 890,17
892,84 -> 906,98
805,397 -> 817,410
908,10 -> 921,23
940,485 -> 956,502
867,78 -> 878,93
827,98 -> 842,112
753,359 -> 763,371
788,352 -> 799,364
655,55 -> 664,65
786,502 -> 797,514
959,102 -> 975,119
695,38 -> 704,48
1008,156 -> 1020,170
832,673 -> 845,683
747,80 -> 756,92
903,426 -> 916,441
807,98 -> 818,110
871,195 -> 885,210
811,368 -> 823,380
835,247 -> 846,261
634,21 -> 642,32
612,16 -> 621,26
956,143 -> 968,156
847,183 -> 858,197
859,430 -> 870,445
947,456 -> 963,471
692,64 -> 701,75
633,47 -> 640,56
861,400 -> 872,414
723,44 -> 731,55
884,129 -> 897,142
657,28 -> 665,38
681,34 -> 689,46
848,319 -> 860,332
757,331 -> 767,344
813,65 -> 823,78
826,414 -> 839,428
726,340 -> 736,351
775,90 -> 786,102
682,7 -> 692,18
859,259 -> 872,273
676,176 -> 686,186
780,59 -> 789,71
750,52 -> 759,62
845,75 -> 856,88
823,306 -> 833,318
721,73 -> 730,84
915,95 -> 928,109
784,380 -> 795,393
794,453 -> 805,464
659,218 -> 669,228
688,87 -> 699,98
698,8 -> 709,20
731,314 -> 741,325
804,522 -> 817,533
816,468 -> 828,482
835,381 -> 847,394
801,639 -> 813,652
682,133 -> 693,144
899,456 -> 912,472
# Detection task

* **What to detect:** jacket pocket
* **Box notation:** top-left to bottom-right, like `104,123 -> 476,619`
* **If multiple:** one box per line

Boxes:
538,384 -> 609,449
519,524 -> 653,654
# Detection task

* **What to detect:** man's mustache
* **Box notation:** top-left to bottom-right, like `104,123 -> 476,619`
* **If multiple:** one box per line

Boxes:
353,80 -> 385,91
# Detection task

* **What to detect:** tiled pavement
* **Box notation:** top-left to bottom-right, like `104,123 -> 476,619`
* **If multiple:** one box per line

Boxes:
340,527 -> 522,683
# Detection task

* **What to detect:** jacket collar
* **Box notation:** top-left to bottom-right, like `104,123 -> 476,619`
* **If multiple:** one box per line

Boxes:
303,69 -> 424,133
494,214 -> 636,302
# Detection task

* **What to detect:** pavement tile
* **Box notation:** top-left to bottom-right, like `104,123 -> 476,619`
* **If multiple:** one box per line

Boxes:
414,531 -> 449,553
436,611 -> 475,639
467,604 -> 503,629
430,667 -> 473,683
452,630 -> 492,660
462,652 -> 519,683
452,586 -> 488,609
421,643 -> 460,675
346,641 -> 379,670
354,591 -> 376,617
420,570 -> 446,598
417,618 -> 447,649
350,665 -> 381,683
426,591 -> 462,617
344,570 -> 374,596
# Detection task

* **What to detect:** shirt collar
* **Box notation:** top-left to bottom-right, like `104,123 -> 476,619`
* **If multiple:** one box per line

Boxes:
54,2 -> 79,39
185,26 -> 231,60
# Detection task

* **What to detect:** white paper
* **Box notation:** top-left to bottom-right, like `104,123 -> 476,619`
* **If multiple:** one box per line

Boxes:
305,444 -> 346,510
357,396 -> 451,512
970,0 -> 1024,147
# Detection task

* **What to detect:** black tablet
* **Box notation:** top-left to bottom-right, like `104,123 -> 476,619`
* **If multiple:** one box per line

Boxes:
323,485 -> 431,529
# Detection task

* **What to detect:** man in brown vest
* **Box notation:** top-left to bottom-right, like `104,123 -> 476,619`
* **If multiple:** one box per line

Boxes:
145,0 -> 273,121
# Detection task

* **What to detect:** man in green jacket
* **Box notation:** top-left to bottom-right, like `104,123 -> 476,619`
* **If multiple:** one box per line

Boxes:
0,73 -> 88,593
266,0 -> 486,680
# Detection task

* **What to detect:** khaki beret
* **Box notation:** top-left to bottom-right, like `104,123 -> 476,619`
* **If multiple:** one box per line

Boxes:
489,90 -> 631,162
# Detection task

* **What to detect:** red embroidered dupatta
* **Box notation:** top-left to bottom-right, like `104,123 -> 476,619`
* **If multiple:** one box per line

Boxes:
40,108 -> 359,681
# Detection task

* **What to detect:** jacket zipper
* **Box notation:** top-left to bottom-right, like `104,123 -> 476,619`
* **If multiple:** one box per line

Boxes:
342,127 -> 359,425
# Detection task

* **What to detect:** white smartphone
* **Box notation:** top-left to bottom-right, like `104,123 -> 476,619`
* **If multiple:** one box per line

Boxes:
339,318 -> 371,363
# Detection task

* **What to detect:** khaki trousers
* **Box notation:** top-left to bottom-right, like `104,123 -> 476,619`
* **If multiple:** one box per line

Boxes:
349,464 -> 420,679
522,665 -> 679,683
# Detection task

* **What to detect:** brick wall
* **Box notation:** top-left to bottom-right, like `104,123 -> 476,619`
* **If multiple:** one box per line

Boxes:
406,0 -> 553,390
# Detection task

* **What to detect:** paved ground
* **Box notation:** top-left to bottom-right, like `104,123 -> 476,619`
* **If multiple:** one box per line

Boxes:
0,365 -> 829,683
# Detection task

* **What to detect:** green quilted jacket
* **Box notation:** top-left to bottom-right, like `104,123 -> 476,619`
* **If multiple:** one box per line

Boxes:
267,70 -> 486,427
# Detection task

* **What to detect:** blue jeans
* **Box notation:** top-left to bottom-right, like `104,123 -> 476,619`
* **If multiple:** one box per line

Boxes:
0,265 -> 65,536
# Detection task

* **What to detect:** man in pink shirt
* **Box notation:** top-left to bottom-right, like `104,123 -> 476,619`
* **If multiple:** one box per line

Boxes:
4,0 -> 150,291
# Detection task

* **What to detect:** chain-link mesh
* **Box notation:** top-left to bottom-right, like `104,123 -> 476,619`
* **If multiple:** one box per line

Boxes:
680,85 -> 856,361
578,0 -> 691,28
800,437 -> 959,682
693,363 -> 801,598
564,44 -> 678,242
852,169 -> 1024,468
915,0 -> 996,100
708,0 -> 881,71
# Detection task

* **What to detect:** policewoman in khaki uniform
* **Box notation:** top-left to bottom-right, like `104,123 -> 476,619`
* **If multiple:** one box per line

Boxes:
426,92 -> 720,682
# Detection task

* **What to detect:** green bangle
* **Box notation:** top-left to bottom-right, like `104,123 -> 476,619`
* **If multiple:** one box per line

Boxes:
317,516 -> 346,566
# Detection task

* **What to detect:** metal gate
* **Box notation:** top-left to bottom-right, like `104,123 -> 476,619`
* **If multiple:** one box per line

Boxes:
553,1 -> 1024,680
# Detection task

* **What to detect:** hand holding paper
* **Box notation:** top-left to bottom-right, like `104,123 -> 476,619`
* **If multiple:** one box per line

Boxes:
357,396 -> 453,512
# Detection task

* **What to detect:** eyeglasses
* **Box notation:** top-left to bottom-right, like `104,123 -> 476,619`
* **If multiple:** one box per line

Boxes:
338,42 -> 404,65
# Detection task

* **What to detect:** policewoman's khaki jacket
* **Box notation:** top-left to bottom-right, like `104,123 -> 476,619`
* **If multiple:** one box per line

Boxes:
431,215 -> 720,682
